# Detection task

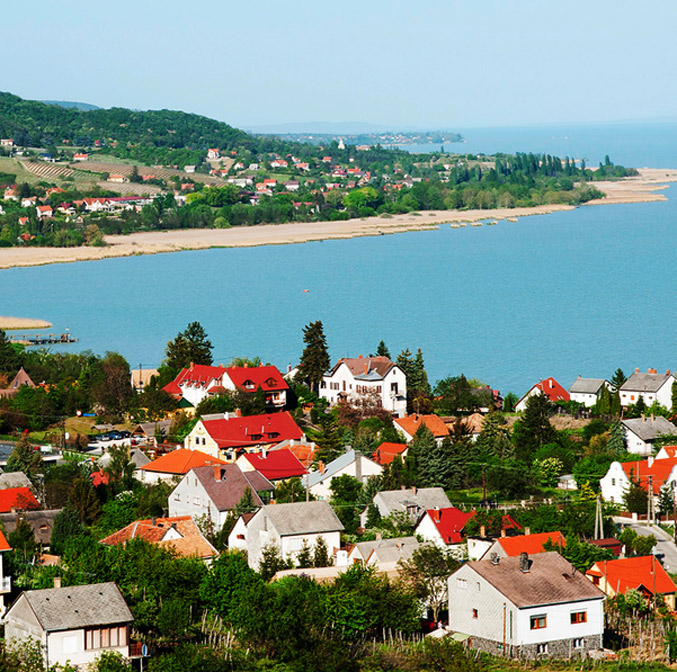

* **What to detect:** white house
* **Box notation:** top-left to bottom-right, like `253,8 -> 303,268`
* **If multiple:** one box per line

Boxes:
447,552 -> 605,658
515,377 -> 569,412
4,582 -> 133,669
243,501 -> 344,570
568,377 -> 610,407
622,416 -> 677,455
346,536 -> 420,565
169,464 -> 273,528
319,355 -> 407,417
304,449 -> 382,500
619,369 -> 675,409
600,457 -> 677,505
415,507 -> 474,553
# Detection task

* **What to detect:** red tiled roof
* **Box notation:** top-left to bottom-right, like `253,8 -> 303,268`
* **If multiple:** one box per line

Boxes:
202,412 -> 303,449
372,442 -> 407,465
497,531 -> 565,556
587,556 -> 677,596
526,377 -> 570,404
162,379 -> 182,397
394,414 -> 450,439
225,365 -> 288,392
621,457 -> 677,492
175,364 -> 227,387
241,449 -> 307,481
139,449 -> 226,474
424,507 -> 476,544
0,529 -> 10,551
659,446 -> 677,459
0,487 -> 39,513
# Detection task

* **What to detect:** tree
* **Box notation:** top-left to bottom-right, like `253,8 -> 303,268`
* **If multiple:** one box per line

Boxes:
512,393 -> 556,462
297,320 -> 329,393
70,477 -> 102,524
274,476 -> 311,504
51,502 -> 88,554
104,445 -> 135,492
91,352 -> 133,421
411,425 -> 446,488
375,340 -> 390,359
607,420 -> 626,455
544,535 -> 612,572
475,411 -> 512,459
610,368 -> 627,391
308,413 -> 343,465
672,380 -> 677,414
399,545 -> 460,622
0,328 -> 21,375
164,321 -> 213,371
658,483 -> 674,517
234,487 -> 257,516
623,479 -> 648,514
6,434 -> 43,480
313,536 -> 331,567
259,544 -> 290,581
296,540 -> 313,568
330,474 -> 363,534
8,515 -> 38,563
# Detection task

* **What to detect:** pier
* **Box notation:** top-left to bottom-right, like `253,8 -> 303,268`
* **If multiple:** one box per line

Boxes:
9,332 -> 78,346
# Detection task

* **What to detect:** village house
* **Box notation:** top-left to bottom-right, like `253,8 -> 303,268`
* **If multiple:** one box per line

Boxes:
183,411 -> 304,461
163,363 -> 289,410
481,531 -> 566,560
415,507 -> 475,552
137,448 -> 226,484
622,416 -> 677,454
129,366 -> 159,392
241,501 -> 344,570
448,552 -> 605,658
36,205 -> 53,218
1,138 -> 14,147
207,148 -> 220,160
4,582 -> 134,669
100,515 -> 217,562
236,448 -> 307,484
568,377 -> 611,407
184,165 -> 196,173
21,196 -> 36,208
0,510 -> 60,547
361,486 -> 452,527
365,537 -> 421,566
346,535 -> 420,565
619,369 -> 675,408
304,449 -> 382,500
0,529 -> 11,608
72,152 -> 88,161
371,441 -> 407,466
600,455 -> 677,505
169,464 -> 273,528
516,377 -> 570,411
269,438 -> 316,468
320,355 -> 407,417
0,367 -> 36,399
394,414 -> 449,445
586,555 -> 677,609
108,174 -> 128,183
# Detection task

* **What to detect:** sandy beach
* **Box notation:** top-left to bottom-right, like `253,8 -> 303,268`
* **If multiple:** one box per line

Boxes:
0,316 -> 52,329
0,167 -> 675,272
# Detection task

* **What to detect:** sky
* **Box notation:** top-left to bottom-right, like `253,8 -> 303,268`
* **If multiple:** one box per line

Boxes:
4,1 -> 677,131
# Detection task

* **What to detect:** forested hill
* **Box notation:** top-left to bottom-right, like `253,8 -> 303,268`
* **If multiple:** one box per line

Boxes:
0,91 -> 259,162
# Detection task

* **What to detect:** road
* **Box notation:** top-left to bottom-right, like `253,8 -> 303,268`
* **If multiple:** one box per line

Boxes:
614,517 -> 677,573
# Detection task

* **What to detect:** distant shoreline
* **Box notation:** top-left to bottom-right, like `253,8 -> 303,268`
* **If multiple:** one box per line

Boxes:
0,316 -> 52,330
0,168 -> 675,271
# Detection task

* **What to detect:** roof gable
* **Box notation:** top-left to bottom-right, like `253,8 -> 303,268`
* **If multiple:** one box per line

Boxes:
423,507 -> 476,544
201,412 -> 303,448
139,449 -> 226,474
190,464 -> 273,511
587,555 -> 677,595
330,356 -> 397,380
257,501 -> 344,536
241,449 -> 307,480
372,442 -> 407,465
569,377 -> 607,394
0,487 -> 40,513
394,414 -> 449,439
225,365 -> 289,392
621,371 -> 673,393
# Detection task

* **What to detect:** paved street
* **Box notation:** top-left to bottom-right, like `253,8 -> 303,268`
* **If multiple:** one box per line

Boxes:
614,517 -> 677,573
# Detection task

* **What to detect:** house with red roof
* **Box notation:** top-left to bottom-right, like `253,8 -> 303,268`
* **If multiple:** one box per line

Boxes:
270,439 -> 316,468
320,355 -> 407,417
73,152 -> 88,161
483,531 -> 566,560
394,414 -> 449,445
372,441 -> 407,465
169,464 -> 274,527
515,377 -> 570,411
415,507 -> 476,551
600,456 -> 677,505
586,555 -> 677,609
137,448 -> 226,484
0,487 -> 40,513
207,148 -> 220,160
163,363 -> 289,409
100,516 -> 216,562
184,411 -> 304,461
236,448 -> 307,482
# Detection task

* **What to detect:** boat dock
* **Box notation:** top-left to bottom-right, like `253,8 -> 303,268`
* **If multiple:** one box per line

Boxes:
9,332 -> 78,346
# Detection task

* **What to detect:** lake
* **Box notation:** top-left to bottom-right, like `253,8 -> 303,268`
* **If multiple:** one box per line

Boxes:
2,123 -> 677,396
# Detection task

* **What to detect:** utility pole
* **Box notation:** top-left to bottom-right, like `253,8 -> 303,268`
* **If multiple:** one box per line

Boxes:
648,475 -> 655,525
594,495 -> 604,540
482,464 -> 487,505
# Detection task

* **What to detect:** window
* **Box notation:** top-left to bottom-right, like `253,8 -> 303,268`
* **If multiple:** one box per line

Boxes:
85,626 -> 127,650
611,478 -> 615,486
476,582 -> 481,592
391,382 -> 398,393
536,643 -> 548,655
573,638 -> 584,649
456,578 -> 467,590
591,575 -> 600,586
472,609 -> 478,619
174,494 -> 180,501
570,611 -> 587,624
530,614 -> 547,630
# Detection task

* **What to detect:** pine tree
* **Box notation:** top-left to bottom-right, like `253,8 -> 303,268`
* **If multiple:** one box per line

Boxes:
411,425 -> 440,487
672,380 -> 677,414
69,478 -> 101,525
610,368 -> 627,392
365,502 -> 381,528
50,502 -> 87,554
296,539 -> 313,568
313,536 -> 331,567
375,340 -> 391,359
0,329 -> 21,375
512,393 -> 556,462
595,385 -> 612,415
395,349 -> 414,380
410,349 -> 431,395
309,414 -> 343,465
607,420 -> 626,455
475,411 -> 512,459
235,487 -> 257,516
165,321 -> 213,370
298,320 -> 330,393
6,434 -> 43,480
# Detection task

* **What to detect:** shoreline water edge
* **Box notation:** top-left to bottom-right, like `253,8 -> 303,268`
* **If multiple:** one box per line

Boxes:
0,167 -> 675,272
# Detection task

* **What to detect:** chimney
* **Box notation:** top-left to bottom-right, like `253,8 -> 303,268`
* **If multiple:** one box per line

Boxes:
214,465 -> 221,481
524,527 -> 530,536
319,461 -> 325,474
649,368 -> 657,375
519,552 -> 530,573
190,361 -> 194,369
648,456 -> 654,467
358,354 -> 363,359
636,367 -> 640,373
235,408 -> 242,417
501,528 -> 506,538
480,525 -> 486,538
490,552 -> 499,565
355,453 -> 362,481
411,485 -> 417,495
171,522 -> 177,530
151,516 -> 157,526
53,576 -> 62,589
401,484 -> 406,491
364,362 -> 369,374
668,370 -> 671,376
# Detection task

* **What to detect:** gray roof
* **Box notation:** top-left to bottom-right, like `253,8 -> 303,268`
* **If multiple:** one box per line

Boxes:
352,535 -> 419,561
13,582 -> 133,632
621,372 -> 673,393
374,487 -> 452,519
0,510 -> 60,544
191,464 -> 273,512
306,449 -> 378,487
260,501 -> 344,536
133,420 -> 172,438
569,377 -> 607,394
367,537 -> 421,564
130,448 -> 151,468
467,552 -> 605,608
622,416 -> 677,441
0,472 -> 33,490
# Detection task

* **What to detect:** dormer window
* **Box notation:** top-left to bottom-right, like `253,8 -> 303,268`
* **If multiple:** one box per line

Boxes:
243,380 -> 255,390
266,378 -> 276,387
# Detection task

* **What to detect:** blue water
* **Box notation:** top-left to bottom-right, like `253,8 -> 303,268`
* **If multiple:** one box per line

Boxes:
2,123 -> 677,396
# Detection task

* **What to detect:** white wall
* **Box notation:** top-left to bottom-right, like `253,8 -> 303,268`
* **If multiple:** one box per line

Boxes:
625,430 -> 653,456
570,392 -> 598,407
599,462 -> 630,504
169,471 -> 229,527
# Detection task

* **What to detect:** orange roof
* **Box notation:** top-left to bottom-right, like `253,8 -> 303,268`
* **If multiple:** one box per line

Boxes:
0,487 -> 39,513
659,446 -> 677,459
496,531 -> 565,556
0,529 -> 10,551
587,556 -> 677,596
139,449 -> 226,474
621,457 -> 677,492
101,516 -> 217,559
372,442 -> 407,465
394,414 -> 449,439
